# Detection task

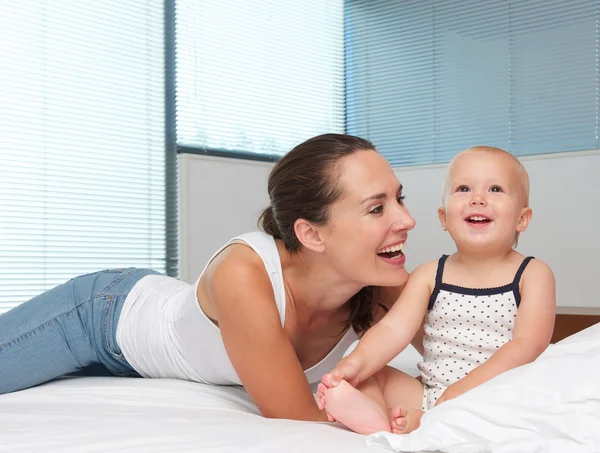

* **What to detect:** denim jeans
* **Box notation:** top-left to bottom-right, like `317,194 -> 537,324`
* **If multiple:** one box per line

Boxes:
0,267 -> 160,394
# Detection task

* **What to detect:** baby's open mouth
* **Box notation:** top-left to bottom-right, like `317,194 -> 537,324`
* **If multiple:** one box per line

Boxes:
466,215 -> 492,224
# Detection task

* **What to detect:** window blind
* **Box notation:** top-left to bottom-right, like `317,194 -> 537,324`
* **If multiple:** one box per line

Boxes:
0,0 -> 169,314
346,0 -> 598,167
175,0 -> 346,158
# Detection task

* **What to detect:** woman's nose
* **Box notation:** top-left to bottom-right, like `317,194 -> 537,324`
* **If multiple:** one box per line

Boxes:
392,207 -> 416,232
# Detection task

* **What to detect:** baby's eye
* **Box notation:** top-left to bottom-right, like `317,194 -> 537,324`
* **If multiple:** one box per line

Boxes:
369,205 -> 384,215
489,185 -> 504,193
456,185 -> 470,192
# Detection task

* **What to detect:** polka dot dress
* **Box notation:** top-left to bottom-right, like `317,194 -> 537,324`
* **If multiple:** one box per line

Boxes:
417,254 -> 534,410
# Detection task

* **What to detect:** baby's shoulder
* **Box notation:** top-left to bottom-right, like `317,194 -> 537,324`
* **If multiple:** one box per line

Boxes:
520,256 -> 555,284
409,259 -> 441,289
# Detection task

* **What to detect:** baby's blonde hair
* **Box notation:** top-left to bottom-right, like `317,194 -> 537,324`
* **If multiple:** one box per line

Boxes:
440,146 -> 530,248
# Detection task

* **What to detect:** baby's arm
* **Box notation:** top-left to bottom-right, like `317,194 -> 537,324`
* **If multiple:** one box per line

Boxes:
326,261 -> 436,387
436,259 -> 556,405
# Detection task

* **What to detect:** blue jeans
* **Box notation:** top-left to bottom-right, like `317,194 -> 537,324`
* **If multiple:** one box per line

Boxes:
0,267 -> 160,394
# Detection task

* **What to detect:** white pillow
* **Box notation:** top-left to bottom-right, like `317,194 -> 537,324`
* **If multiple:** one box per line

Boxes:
367,323 -> 600,453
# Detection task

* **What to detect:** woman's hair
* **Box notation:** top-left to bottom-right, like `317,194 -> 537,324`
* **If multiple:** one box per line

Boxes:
258,133 -> 385,335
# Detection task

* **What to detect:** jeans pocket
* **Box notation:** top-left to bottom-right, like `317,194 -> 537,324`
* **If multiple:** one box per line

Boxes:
103,295 -> 125,360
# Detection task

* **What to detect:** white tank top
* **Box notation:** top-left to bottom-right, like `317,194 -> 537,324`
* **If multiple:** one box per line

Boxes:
116,231 -> 358,385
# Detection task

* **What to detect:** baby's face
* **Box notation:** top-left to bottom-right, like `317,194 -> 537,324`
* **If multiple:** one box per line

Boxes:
439,151 -> 530,251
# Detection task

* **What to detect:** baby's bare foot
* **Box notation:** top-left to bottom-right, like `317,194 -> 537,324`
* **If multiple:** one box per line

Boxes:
322,380 -> 391,435
390,406 -> 423,434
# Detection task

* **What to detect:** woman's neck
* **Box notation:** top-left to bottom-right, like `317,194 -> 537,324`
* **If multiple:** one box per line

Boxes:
277,241 -> 360,328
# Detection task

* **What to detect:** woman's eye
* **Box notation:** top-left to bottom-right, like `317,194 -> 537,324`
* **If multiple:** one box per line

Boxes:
397,195 -> 406,206
369,205 -> 383,215
490,185 -> 504,193
457,185 -> 470,192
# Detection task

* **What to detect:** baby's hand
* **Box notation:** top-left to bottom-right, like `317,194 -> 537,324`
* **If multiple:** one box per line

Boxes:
328,356 -> 362,388
316,356 -> 362,413
435,381 -> 470,407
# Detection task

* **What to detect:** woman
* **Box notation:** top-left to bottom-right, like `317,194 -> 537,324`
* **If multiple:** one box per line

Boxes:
0,134 -> 416,422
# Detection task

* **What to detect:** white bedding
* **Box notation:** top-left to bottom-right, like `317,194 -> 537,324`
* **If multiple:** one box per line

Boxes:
2,325 -> 599,453
368,323 -> 600,453
0,346 -> 425,453
0,376 -> 376,453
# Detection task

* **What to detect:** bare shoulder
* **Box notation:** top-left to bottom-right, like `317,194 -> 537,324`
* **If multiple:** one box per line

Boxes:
408,259 -> 439,289
521,257 -> 555,287
377,259 -> 438,311
204,242 -> 275,308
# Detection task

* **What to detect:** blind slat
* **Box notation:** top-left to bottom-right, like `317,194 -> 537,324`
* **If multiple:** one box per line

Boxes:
346,0 -> 599,166
175,0 -> 345,156
0,0 -> 170,314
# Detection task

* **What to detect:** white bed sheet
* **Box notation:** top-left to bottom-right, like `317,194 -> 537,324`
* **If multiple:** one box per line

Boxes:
369,323 -> 600,453
0,346 -> 427,453
0,376 -> 375,453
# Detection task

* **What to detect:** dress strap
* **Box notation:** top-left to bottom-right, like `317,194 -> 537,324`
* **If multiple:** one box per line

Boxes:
512,256 -> 535,307
428,255 -> 449,310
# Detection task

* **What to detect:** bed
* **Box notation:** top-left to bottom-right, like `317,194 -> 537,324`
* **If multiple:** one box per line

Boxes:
0,345 -> 424,453
1,324 -> 599,453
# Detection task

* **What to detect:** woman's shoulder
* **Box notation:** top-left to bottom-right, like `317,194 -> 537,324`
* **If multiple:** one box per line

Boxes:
206,239 -> 269,281
206,231 -> 276,271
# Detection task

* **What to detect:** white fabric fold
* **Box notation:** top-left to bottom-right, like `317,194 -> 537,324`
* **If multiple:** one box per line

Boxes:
367,323 -> 600,453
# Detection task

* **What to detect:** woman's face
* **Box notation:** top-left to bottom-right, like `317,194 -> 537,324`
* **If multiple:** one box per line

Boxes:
320,150 -> 416,287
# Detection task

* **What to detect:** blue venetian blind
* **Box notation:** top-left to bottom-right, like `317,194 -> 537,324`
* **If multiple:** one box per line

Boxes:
346,0 -> 598,167
0,0 -> 168,313
175,0 -> 346,159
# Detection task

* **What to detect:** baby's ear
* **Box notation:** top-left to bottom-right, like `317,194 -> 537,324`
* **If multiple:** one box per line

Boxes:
516,206 -> 532,233
438,207 -> 447,231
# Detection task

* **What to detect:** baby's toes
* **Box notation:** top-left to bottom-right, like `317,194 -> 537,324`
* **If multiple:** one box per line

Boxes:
320,373 -> 334,387
393,416 -> 407,428
391,417 -> 408,434
391,406 -> 407,419
392,426 -> 405,435
316,395 -> 326,410
317,382 -> 328,395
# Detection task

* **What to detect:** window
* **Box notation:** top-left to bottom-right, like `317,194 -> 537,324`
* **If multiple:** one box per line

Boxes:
346,0 -> 598,166
0,0 -> 172,313
175,0 -> 346,159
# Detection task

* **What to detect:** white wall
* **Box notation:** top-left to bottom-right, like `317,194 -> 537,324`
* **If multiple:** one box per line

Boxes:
180,151 -> 600,310
178,154 -> 273,283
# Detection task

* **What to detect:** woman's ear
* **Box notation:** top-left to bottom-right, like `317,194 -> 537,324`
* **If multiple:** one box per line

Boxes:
294,218 -> 325,252
516,207 -> 533,233
438,207 -> 448,231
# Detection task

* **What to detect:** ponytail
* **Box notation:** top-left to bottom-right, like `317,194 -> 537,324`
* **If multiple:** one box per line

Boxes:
258,206 -> 281,239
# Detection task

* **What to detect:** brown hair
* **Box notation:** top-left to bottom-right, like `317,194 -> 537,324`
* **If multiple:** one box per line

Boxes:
258,133 -> 384,334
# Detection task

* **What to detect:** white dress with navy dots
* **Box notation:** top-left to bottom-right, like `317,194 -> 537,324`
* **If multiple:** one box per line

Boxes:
417,255 -> 534,410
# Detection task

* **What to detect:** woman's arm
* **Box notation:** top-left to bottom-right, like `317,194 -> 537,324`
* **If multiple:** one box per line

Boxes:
435,259 -> 556,405
206,245 -> 327,422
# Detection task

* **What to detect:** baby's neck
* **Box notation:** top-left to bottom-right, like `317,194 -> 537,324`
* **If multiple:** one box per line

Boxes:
454,247 -> 513,271
446,248 -> 520,289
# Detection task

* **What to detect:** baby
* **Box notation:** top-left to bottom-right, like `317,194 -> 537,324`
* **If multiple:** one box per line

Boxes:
317,146 -> 556,435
